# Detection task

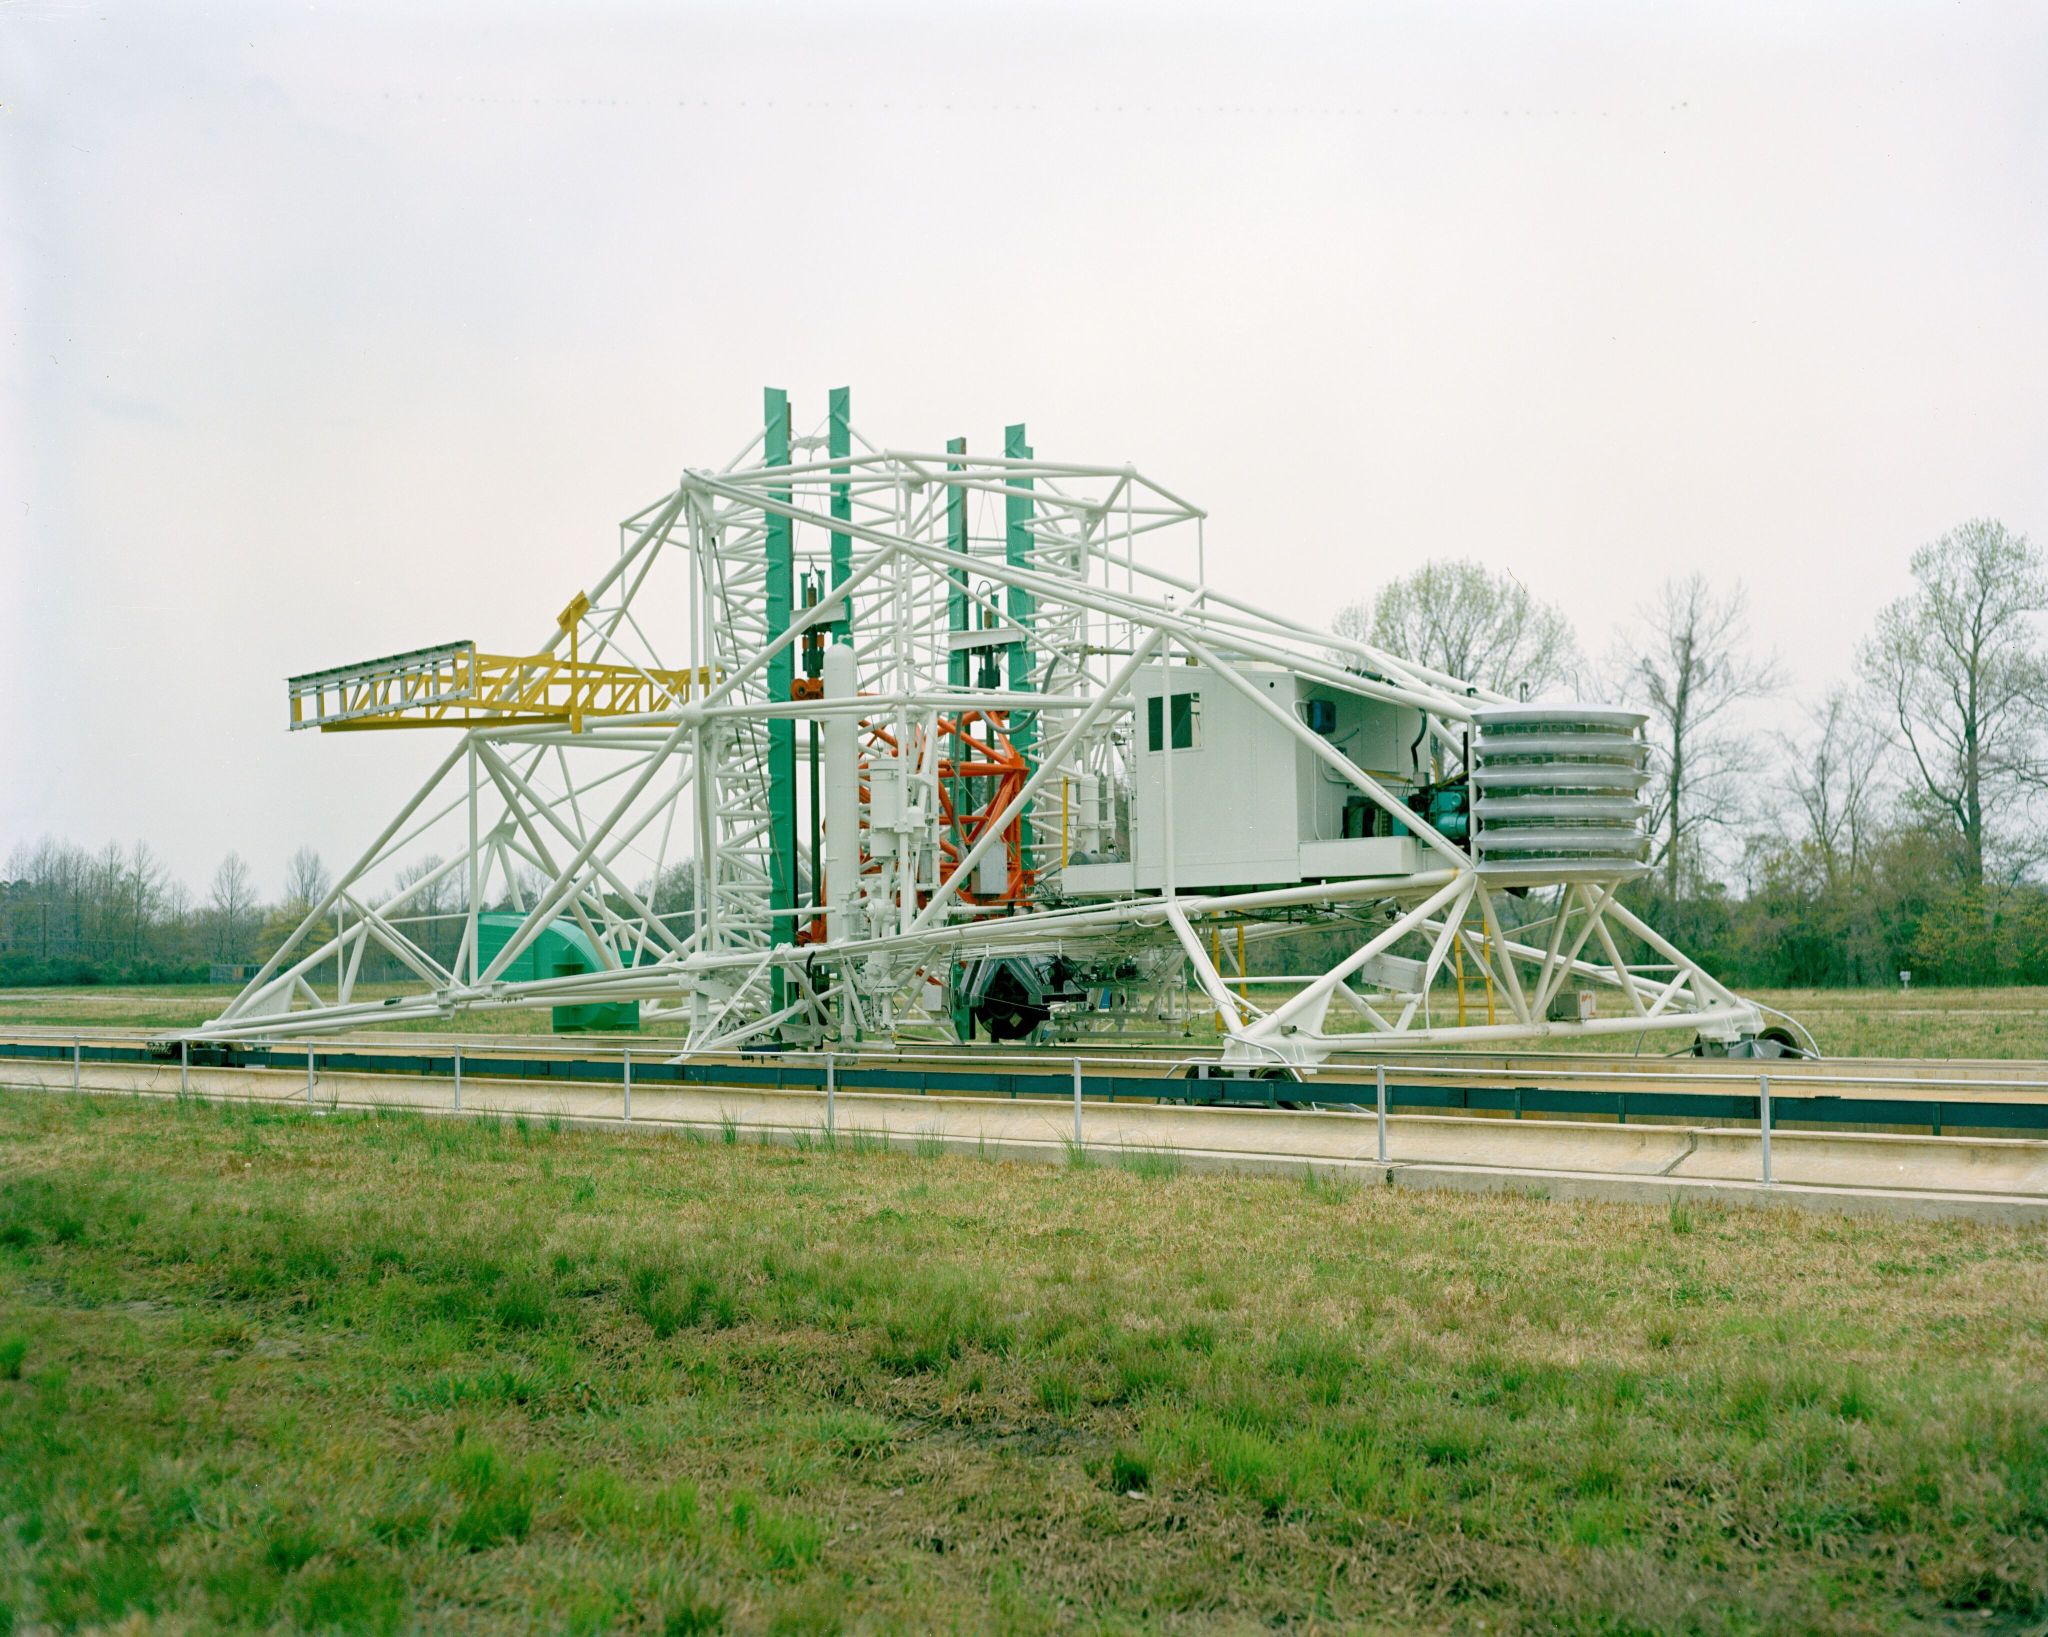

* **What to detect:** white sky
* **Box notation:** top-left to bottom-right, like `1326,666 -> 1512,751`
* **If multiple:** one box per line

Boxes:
5,0 -> 2046,896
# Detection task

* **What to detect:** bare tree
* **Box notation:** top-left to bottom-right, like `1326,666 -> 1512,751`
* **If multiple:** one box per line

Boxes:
122,842 -> 165,960
393,854 -> 452,916
1334,559 -> 1578,695
209,852 -> 259,962
161,880 -> 195,965
88,842 -> 126,954
23,838 -> 89,957
392,854 -> 457,966
1618,575 -> 1779,899
283,846 -> 332,914
5,838 -> 73,959
1859,519 -> 2048,888
1778,689 -> 1890,890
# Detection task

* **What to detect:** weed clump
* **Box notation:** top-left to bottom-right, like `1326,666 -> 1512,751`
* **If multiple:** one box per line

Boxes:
630,1253 -> 742,1337
1034,1371 -> 1081,1416
0,1175 -> 87,1248
664,1590 -> 727,1634
1118,1145 -> 1183,1180
811,1410 -> 896,1463
491,1269 -> 558,1332
436,1439 -> 543,1552
1108,1447 -> 1150,1494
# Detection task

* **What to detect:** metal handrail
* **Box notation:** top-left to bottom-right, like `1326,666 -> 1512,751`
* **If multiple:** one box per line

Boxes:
12,1028 -> 2048,1098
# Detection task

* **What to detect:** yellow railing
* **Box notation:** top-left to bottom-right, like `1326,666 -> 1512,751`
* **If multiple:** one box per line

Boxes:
288,641 -> 712,732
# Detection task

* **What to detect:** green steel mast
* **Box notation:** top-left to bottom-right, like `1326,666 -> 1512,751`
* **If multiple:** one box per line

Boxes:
946,435 -> 969,687
1004,422 -> 1035,852
828,386 -> 853,642
764,387 -> 797,1016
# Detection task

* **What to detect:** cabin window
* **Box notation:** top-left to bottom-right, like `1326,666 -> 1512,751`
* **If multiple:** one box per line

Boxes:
1146,691 -> 1200,752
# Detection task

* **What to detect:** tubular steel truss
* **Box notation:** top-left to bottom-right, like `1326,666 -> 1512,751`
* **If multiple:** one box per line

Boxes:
197,388 -> 1764,1062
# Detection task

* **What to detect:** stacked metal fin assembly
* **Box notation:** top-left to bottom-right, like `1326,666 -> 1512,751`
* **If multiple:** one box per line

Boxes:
1470,706 -> 1652,877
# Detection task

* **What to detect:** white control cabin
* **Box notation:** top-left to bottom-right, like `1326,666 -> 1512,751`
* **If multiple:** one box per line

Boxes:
1059,662 -> 1434,895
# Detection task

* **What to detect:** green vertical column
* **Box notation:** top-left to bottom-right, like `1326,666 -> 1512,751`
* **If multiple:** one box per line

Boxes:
764,388 -> 797,1009
944,437 -> 971,879
1004,422 -> 1035,852
946,436 -> 969,688
828,386 -> 853,641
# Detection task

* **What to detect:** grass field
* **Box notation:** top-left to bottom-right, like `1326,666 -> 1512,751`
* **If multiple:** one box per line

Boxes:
3,983 -> 2047,1061
1745,990 -> 2048,1062
2,1090 -> 2044,1632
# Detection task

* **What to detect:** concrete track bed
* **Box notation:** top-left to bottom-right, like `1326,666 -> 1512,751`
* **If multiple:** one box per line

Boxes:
9,1056 -> 2046,1224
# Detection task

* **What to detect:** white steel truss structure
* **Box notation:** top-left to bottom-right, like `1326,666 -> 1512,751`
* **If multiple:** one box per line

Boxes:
198,388 -> 1768,1062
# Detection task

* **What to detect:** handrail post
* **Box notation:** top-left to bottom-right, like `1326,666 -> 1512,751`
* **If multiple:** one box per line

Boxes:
453,1044 -> 462,1112
623,1048 -> 632,1123
73,1036 -> 81,1092
1376,1063 -> 1389,1165
825,1051 -> 836,1139
1759,1072 -> 1772,1185
1073,1057 -> 1084,1146
180,1038 -> 189,1096
307,1046 -> 316,1104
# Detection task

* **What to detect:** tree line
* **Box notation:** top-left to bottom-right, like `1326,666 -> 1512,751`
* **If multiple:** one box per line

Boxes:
0,835 -> 701,988
0,843 -> 326,985
5,517 -> 2044,991
1338,518 -> 2048,987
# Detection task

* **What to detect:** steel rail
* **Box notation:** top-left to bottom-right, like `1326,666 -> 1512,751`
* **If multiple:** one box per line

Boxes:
12,1027 -> 2048,1093
7,1047 -> 2046,1224
7,1033 -> 2048,1135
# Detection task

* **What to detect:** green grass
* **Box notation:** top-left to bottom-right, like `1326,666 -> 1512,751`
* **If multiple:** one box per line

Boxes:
1,1093 -> 2045,1631
1747,987 -> 2048,1061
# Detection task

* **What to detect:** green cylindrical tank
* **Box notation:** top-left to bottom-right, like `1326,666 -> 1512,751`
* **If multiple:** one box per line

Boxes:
475,911 -> 640,1032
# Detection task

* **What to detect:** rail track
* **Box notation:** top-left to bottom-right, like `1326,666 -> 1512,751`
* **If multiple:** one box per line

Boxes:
5,1028 -> 2048,1134
4,1028 -> 2047,1223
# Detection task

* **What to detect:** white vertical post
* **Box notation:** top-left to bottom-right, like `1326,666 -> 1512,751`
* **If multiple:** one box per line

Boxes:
307,1047 -> 316,1104
466,744 -> 480,983
822,649 -> 861,943
1758,1072 -> 1772,1185
180,1039 -> 189,1095
1073,1057 -> 1084,1145
73,1036 -> 81,1092
623,1049 -> 632,1123
1376,1063 -> 1388,1164
825,1052 -> 836,1138
1160,636 -> 1178,901
453,1045 -> 462,1112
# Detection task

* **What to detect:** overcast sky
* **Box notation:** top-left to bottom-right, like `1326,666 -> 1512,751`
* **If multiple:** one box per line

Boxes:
5,0 -> 2046,896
